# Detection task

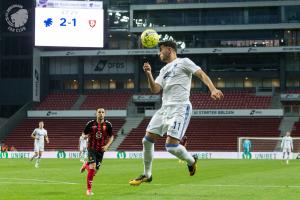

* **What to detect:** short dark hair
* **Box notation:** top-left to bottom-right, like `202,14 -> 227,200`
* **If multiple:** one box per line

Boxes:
158,40 -> 177,52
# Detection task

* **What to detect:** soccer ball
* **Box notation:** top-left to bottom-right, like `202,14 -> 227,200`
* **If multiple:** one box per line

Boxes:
140,29 -> 160,48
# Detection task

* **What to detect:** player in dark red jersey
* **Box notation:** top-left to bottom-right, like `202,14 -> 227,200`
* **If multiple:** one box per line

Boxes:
80,108 -> 114,196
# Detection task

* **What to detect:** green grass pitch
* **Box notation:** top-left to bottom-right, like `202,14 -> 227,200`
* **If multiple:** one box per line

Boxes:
1,158 -> 300,200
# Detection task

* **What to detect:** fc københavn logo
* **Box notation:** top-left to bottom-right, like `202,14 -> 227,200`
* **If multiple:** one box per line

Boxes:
5,4 -> 29,32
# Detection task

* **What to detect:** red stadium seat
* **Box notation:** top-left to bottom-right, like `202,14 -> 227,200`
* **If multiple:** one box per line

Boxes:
80,91 -> 133,110
190,90 -> 271,109
35,92 -> 79,110
4,118 -> 125,151
118,117 -> 281,151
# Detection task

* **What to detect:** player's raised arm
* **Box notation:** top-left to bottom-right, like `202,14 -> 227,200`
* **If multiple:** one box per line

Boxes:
143,62 -> 161,94
194,69 -> 224,100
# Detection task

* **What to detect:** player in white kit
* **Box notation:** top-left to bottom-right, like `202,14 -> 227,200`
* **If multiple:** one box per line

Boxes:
30,121 -> 49,168
79,132 -> 88,162
129,40 -> 223,185
281,131 -> 293,164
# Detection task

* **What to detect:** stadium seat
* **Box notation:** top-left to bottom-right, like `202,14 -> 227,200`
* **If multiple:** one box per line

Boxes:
118,117 -> 281,151
4,118 -> 125,151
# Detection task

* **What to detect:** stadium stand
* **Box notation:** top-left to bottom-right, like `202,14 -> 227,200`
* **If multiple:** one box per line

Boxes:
117,117 -> 281,152
190,90 -> 272,109
186,118 -> 281,151
286,89 -> 300,94
34,92 -> 79,110
291,119 -> 300,152
33,88 -> 272,111
6,88 -> 277,152
117,118 -> 154,151
80,91 -> 133,110
4,118 -> 125,151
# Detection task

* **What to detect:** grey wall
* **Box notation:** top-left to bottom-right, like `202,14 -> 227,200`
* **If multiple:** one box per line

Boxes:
0,79 -> 32,104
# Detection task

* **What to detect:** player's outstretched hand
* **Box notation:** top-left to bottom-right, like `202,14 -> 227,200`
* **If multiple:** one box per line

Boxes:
143,62 -> 152,74
211,89 -> 224,100
102,145 -> 108,152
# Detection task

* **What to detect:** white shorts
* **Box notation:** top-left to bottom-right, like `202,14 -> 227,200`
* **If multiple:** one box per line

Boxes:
283,147 -> 292,153
34,141 -> 45,152
80,146 -> 87,152
146,103 -> 192,140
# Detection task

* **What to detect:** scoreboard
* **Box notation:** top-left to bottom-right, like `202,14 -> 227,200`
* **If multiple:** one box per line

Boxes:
35,0 -> 103,48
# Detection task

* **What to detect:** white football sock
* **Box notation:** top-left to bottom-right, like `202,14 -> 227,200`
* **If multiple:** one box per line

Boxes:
166,144 -> 194,166
143,136 -> 154,178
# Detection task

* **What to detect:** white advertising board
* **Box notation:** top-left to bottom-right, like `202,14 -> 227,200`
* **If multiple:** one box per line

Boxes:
27,110 -> 127,117
146,109 -> 283,117
1,151 -> 298,160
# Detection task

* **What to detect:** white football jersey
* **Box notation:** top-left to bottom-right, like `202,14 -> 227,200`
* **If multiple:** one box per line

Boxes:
281,136 -> 293,149
79,136 -> 87,148
33,128 -> 47,144
155,58 -> 201,105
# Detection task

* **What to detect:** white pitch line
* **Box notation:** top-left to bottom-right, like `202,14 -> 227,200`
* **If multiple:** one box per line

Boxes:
180,184 -> 300,189
94,183 -> 300,188
0,182 -> 75,185
0,178 -> 78,185
0,179 -> 299,189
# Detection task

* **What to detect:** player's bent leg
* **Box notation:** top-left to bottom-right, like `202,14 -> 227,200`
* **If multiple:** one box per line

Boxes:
80,162 -> 89,173
30,152 -> 38,161
166,143 -> 198,176
165,135 -> 197,175
187,154 -> 198,176
165,143 -> 194,163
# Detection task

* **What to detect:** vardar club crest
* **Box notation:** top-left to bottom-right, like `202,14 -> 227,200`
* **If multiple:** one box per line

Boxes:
89,20 -> 96,28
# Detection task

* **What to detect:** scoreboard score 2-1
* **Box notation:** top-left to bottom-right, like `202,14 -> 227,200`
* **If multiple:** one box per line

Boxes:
35,0 -> 103,48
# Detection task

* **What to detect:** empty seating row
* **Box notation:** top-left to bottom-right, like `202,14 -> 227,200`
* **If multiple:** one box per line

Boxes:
35,93 -> 79,110
80,92 -> 133,110
292,120 -> 300,152
34,91 -> 133,110
118,117 -> 281,152
190,91 -> 272,109
34,90 -> 272,110
4,117 -> 125,151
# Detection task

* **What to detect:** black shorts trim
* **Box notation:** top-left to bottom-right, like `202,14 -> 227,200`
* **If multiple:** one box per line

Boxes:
87,149 -> 104,170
